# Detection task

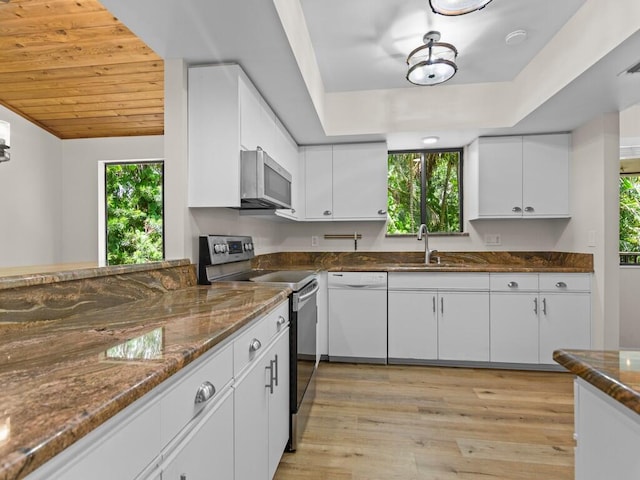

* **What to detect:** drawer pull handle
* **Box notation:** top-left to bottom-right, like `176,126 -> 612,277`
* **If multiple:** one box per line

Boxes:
555,281 -> 567,288
542,297 -> 547,315
194,381 -> 216,405
512,206 -> 522,212
524,206 -> 534,212
378,209 -> 387,215
507,281 -> 518,288
534,297 -> 538,315
323,210 -> 332,216
249,338 -> 262,352
277,315 -> 286,326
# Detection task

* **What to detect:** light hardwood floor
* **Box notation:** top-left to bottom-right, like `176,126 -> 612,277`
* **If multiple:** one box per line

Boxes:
275,362 -> 574,480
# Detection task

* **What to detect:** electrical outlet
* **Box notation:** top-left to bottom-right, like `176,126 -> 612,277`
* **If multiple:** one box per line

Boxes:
587,230 -> 596,247
311,236 -> 319,247
484,234 -> 501,246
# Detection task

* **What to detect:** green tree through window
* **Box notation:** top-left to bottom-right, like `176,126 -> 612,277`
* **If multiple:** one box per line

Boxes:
105,162 -> 164,265
387,149 -> 462,234
620,175 -> 640,254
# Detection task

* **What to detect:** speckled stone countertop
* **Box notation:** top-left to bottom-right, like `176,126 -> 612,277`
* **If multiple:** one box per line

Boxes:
252,251 -> 594,273
0,282 -> 290,480
553,349 -> 640,415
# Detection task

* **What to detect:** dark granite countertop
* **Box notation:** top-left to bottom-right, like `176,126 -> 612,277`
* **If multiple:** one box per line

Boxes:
553,349 -> 640,415
0,282 -> 290,480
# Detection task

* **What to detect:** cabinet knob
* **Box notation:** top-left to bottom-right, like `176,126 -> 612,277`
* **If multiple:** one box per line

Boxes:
277,315 -> 286,327
194,381 -> 216,405
249,338 -> 262,352
507,281 -> 518,288
555,281 -> 567,288
180,475 -> 187,480
378,209 -> 387,215
512,206 -> 522,212
524,206 -> 534,212
323,210 -> 332,216
291,208 -> 296,214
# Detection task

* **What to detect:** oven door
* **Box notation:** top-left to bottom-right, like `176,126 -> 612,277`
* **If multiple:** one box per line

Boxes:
289,279 -> 318,451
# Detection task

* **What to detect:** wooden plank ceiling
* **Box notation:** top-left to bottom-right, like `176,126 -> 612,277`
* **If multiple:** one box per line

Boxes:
0,0 -> 164,139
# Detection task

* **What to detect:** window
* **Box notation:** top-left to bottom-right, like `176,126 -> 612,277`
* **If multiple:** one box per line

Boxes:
103,161 -> 164,266
620,174 -> 640,264
387,149 -> 462,234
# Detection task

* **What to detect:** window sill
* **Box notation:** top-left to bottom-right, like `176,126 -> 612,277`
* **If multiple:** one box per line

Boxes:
385,232 -> 470,238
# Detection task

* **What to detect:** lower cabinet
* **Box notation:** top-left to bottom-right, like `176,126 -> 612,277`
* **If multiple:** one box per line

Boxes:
161,388 -> 235,480
388,290 -> 438,361
388,273 -> 490,363
437,291 -> 490,362
490,273 -> 591,365
234,328 -> 290,480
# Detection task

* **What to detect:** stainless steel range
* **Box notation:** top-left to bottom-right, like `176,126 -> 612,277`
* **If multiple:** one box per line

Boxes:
198,235 -> 318,451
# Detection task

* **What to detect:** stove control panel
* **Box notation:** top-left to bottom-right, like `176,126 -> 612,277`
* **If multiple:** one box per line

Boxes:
199,235 -> 254,265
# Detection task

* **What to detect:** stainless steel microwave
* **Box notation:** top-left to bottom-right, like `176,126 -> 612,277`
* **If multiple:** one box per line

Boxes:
240,147 -> 292,209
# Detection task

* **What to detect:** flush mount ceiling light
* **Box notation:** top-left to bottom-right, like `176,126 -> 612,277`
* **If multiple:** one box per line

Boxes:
422,136 -> 440,145
406,31 -> 458,86
429,0 -> 492,16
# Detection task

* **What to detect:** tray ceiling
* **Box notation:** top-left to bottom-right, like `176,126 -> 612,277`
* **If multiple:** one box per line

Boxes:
0,0 -> 164,139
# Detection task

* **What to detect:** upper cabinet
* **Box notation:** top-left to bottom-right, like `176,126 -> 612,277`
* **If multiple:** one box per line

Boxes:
468,134 -> 570,219
302,143 -> 388,221
188,64 -> 300,217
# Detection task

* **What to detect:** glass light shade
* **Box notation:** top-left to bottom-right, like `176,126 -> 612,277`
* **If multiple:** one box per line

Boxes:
406,41 -> 458,85
429,0 -> 493,16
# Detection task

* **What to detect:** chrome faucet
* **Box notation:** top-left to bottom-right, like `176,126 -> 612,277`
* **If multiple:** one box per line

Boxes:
417,223 -> 437,264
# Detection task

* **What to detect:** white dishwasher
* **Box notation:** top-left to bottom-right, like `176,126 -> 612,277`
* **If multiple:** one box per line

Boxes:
328,271 -> 387,364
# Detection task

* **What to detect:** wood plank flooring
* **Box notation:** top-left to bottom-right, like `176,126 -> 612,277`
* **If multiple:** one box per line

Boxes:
275,363 -> 574,480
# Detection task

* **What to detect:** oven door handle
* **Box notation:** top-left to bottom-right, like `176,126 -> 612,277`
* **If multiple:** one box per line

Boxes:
297,283 -> 320,303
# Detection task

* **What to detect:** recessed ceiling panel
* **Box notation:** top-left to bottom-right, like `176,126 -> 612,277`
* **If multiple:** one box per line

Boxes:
300,0 -> 586,92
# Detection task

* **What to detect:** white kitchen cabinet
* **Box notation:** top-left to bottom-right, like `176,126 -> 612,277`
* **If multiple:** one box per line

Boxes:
574,378 -> 640,480
388,290 -> 438,361
437,291 -> 490,362
234,325 -> 289,480
387,273 -> 490,363
469,134 -> 570,219
161,388 -> 234,480
489,273 -> 591,365
302,143 -> 388,221
188,64 -> 299,213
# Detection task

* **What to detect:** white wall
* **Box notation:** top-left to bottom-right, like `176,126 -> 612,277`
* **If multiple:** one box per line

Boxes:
556,113 -> 620,350
0,105 -> 63,267
61,136 -> 164,263
620,267 -> 640,348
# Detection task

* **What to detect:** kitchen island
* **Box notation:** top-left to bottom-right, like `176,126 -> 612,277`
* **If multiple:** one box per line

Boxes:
554,349 -> 640,479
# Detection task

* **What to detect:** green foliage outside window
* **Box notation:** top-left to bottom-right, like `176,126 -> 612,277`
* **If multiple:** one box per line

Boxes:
620,175 -> 640,252
387,150 -> 461,234
106,162 -> 164,265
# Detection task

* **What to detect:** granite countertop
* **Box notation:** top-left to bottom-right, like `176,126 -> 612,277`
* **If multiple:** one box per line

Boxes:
252,251 -> 594,273
553,349 -> 640,415
0,282 -> 290,480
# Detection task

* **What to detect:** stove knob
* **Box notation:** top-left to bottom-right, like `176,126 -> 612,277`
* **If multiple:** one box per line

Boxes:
221,244 -> 228,253
213,244 -> 223,254
247,243 -> 253,251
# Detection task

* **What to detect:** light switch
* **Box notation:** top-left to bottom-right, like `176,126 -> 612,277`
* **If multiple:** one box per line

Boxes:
484,234 -> 501,246
587,230 -> 596,247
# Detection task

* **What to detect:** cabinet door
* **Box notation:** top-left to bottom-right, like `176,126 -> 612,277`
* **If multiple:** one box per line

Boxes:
490,293 -> 539,363
162,389 -> 234,480
239,77 -> 263,152
304,146 -> 333,219
234,353 -> 270,480
539,293 -> 591,364
268,331 -> 290,480
477,136 -> 523,217
522,134 -> 569,217
438,292 -> 490,361
332,143 -> 388,220
388,290 -> 438,361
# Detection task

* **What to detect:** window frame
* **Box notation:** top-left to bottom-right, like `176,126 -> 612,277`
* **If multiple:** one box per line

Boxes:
386,147 -> 464,235
98,159 -> 165,267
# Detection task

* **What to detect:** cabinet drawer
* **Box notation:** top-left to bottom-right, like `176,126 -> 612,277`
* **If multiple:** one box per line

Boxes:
539,273 -> 591,292
388,272 -> 489,290
160,343 -> 233,446
490,274 -> 538,291
234,300 -> 288,376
